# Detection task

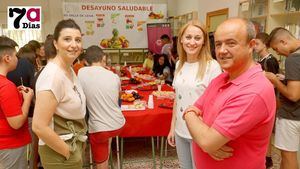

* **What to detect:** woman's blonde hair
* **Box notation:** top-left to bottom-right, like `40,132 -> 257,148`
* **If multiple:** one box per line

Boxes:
175,20 -> 213,80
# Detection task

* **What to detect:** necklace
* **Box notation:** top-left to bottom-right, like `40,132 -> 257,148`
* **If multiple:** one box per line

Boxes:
70,69 -> 82,105
53,57 -> 82,104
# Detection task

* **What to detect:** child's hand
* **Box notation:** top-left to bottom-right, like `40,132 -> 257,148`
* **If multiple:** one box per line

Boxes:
17,86 -> 29,93
19,86 -> 34,101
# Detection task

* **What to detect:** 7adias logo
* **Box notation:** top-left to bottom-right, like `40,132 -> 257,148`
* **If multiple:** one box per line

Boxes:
7,6 -> 41,30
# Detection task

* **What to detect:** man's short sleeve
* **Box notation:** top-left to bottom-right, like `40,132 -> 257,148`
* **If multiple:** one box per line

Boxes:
212,94 -> 268,140
285,55 -> 300,81
0,83 -> 22,117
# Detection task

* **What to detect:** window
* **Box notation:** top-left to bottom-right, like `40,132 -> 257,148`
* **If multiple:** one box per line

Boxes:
0,23 -> 42,47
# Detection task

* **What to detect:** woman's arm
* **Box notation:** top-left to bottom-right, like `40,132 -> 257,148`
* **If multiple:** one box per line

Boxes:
161,66 -> 170,80
167,100 -> 177,147
32,91 -> 70,159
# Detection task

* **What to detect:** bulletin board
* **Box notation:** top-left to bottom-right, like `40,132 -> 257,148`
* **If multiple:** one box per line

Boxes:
63,2 -> 167,49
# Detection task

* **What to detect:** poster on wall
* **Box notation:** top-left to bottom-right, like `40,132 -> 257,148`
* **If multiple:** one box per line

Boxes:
63,2 -> 167,49
147,23 -> 171,54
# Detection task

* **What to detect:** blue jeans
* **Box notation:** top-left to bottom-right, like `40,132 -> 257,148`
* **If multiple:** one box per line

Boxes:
175,133 -> 195,169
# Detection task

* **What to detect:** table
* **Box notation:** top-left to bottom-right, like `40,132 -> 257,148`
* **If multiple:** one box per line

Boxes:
118,74 -> 174,169
120,84 -> 173,137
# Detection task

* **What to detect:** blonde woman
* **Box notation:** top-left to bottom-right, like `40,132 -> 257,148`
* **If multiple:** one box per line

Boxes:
167,20 -> 221,169
32,19 -> 87,169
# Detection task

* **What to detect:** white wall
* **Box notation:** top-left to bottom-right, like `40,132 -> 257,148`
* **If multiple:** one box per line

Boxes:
175,0 -> 240,24
1,0 -> 169,40
1,0 -> 240,39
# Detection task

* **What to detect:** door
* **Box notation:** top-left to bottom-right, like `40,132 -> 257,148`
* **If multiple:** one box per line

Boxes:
206,8 -> 228,33
206,8 -> 228,59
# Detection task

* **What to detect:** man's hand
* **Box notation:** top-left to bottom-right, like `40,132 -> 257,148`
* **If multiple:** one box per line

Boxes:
185,105 -> 202,116
276,73 -> 285,81
208,145 -> 233,161
264,72 -> 278,85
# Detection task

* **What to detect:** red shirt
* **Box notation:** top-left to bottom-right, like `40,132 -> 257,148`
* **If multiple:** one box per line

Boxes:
73,62 -> 84,75
193,65 -> 276,169
0,75 -> 31,149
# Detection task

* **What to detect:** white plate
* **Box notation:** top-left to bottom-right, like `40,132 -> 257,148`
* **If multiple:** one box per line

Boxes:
125,90 -> 138,94
121,105 -> 145,111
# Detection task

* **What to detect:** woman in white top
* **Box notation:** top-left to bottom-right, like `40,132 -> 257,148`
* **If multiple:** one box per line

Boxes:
167,20 -> 222,169
32,19 -> 87,169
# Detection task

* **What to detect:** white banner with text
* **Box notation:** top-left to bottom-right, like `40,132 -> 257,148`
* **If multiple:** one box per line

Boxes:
63,2 -> 167,48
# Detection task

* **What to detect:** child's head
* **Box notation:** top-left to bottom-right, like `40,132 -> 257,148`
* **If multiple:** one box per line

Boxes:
160,34 -> 170,45
147,51 -> 154,60
0,36 -> 18,59
254,32 -> 269,54
85,45 -> 106,66
0,36 -> 18,71
158,54 -> 167,66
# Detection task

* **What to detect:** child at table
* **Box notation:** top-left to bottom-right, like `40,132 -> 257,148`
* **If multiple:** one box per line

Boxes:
143,51 -> 154,71
152,54 -> 173,85
78,45 -> 125,169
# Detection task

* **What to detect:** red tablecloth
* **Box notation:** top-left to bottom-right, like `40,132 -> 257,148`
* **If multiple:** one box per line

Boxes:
119,84 -> 173,138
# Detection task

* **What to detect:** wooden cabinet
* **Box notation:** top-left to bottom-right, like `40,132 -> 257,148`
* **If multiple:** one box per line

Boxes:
239,0 -> 300,38
103,48 -> 148,65
239,0 -> 268,32
239,0 -> 300,70
268,0 -> 300,38
168,11 -> 198,36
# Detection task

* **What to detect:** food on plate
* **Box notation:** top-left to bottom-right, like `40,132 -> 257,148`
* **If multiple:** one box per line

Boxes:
121,102 -> 146,111
137,85 -> 157,91
120,77 -> 130,81
121,93 -> 135,102
132,91 -> 142,99
152,91 -> 175,100
129,77 -> 142,84
159,99 -> 174,109
121,90 -> 142,102
136,74 -> 156,81
131,67 -> 143,73
133,100 -> 146,109
147,81 -> 157,86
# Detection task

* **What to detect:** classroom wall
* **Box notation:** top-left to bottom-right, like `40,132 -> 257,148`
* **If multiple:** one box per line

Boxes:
0,0 -> 239,40
175,0 -> 240,24
0,0 -> 170,39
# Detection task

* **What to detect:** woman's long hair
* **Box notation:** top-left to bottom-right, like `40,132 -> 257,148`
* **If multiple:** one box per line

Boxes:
175,20 -> 213,80
153,54 -> 168,76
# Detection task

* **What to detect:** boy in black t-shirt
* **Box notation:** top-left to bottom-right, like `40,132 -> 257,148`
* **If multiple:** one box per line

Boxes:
254,32 -> 279,74
254,32 -> 280,169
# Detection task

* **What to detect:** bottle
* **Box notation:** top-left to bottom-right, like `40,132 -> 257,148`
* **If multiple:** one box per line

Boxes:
148,94 -> 154,109
107,57 -> 112,67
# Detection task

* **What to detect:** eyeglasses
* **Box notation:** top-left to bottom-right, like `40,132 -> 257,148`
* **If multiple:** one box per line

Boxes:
73,85 -> 82,105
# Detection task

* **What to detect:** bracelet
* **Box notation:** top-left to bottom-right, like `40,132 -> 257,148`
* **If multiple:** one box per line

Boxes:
182,110 -> 199,121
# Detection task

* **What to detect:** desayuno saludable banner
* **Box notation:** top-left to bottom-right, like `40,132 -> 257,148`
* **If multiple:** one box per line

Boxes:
63,2 -> 167,49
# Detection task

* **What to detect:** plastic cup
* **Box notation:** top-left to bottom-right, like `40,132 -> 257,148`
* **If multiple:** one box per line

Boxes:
157,84 -> 162,91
